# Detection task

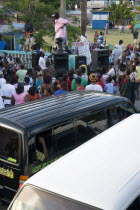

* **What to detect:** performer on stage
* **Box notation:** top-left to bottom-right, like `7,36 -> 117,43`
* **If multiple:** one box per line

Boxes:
24,20 -> 34,51
52,12 -> 69,50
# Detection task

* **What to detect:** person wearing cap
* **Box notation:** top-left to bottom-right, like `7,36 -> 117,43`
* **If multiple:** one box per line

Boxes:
85,73 -> 103,92
52,12 -> 69,49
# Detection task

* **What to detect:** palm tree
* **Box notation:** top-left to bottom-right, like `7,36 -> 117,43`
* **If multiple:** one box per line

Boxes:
81,0 -> 87,36
60,0 -> 66,18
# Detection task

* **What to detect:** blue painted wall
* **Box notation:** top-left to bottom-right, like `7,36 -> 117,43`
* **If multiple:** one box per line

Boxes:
4,32 -> 23,51
92,12 -> 109,29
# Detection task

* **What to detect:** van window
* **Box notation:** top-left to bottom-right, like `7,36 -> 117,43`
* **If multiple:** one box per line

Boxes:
10,185 -> 101,210
0,126 -> 20,164
116,102 -> 135,121
54,121 -> 77,154
85,110 -> 111,134
76,120 -> 96,144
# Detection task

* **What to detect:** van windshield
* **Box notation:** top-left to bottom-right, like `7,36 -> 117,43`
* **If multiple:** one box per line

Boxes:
0,126 -> 20,164
10,185 -> 101,210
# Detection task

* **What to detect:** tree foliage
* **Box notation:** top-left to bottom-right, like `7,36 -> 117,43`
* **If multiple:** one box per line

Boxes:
1,0 -> 81,49
105,0 -> 133,25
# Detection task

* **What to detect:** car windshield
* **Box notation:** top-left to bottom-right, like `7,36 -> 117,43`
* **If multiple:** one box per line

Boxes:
0,126 -> 20,164
10,185 -> 101,210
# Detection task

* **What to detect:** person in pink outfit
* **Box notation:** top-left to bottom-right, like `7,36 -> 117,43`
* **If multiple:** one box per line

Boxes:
52,12 -> 69,49
11,83 -> 27,105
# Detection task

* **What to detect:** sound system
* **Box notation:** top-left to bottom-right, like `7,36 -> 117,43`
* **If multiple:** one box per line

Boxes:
53,52 -> 68,77
32,52 -> 41,68
91,49 -> 109,72
75,56 -> 87,69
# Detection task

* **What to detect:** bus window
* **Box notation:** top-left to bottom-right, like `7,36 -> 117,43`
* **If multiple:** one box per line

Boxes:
0,126 -> 20,164
54,122 -> 77,154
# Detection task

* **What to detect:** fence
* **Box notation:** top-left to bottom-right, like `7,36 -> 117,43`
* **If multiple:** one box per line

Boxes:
0,50 -> 76,70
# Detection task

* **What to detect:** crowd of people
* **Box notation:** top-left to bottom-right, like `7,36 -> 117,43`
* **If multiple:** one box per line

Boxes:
0,37 -> 140,109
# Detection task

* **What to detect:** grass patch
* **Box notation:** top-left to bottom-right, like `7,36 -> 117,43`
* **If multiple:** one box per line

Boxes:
43,28 -> 139,50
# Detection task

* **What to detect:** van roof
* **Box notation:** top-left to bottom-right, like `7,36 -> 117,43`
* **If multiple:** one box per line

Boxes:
0,91 -> 127,134
25,114 -> 140,210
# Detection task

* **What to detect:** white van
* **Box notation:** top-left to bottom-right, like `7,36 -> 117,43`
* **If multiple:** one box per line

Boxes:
8,114 -> 140,210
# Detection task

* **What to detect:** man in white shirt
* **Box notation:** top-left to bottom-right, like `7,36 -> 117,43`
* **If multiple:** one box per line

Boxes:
0,71 -> 6,95
108,63 -> 115,77
112,44 -> 121,70
39,51 -> 46,70
1,75 -> 15,107
86,73 -> 103,92
117,40 -> 123,53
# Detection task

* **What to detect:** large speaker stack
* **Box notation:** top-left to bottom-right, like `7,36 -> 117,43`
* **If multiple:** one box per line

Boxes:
53,52 -> 68,77
75,56 -> 87,69
91,49 -> 109,72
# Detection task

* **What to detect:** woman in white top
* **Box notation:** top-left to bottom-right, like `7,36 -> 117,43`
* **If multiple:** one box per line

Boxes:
85,73 -> 103,92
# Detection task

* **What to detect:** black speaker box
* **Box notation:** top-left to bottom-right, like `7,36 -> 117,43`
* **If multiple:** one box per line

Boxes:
91,49 -> 109,72
75,56 -> 87,69
53,52 -> 68,77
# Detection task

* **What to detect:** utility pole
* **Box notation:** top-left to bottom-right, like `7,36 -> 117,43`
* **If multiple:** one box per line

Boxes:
81,0 -> 87,36
60,0 -> 66,18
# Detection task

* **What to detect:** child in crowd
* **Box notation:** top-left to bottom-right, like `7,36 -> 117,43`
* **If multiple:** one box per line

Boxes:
104,77 -> 116,94
35,66 -> 43,90
24,77 -> 31,92
44,88 -> 52,97
75,77 -> 85,90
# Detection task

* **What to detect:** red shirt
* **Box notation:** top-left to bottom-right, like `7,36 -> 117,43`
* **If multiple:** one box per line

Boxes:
67,79 -> 72,91
98,80 -> 104,89
76,86 -> 85,90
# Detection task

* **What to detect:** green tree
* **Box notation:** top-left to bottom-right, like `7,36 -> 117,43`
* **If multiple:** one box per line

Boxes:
105,0 -> 133,25
1,0 -> 81,49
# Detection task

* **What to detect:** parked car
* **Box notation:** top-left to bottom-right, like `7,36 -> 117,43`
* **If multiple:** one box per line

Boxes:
8,114 -> 140,210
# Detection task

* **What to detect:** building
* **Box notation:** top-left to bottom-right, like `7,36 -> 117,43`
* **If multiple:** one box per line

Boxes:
91,10 -> 110,29
0,23 -> 24,50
